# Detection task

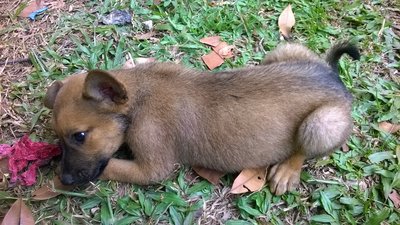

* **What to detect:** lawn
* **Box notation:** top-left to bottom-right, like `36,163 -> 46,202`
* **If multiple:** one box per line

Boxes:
0,0 -> 399,224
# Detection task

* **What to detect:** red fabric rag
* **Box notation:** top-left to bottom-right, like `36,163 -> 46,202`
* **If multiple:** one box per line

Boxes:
0,135 -> 60,186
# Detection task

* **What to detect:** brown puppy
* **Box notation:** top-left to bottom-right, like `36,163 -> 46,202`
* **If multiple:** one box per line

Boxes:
44,41 -> 360,195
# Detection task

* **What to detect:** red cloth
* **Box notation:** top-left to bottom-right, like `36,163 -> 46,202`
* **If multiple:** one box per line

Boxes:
0,135 -> 60,186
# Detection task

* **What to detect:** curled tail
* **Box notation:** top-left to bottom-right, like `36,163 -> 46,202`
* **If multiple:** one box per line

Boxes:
326,41 -> 360,73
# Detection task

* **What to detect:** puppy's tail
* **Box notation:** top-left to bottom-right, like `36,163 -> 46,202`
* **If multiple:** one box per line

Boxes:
325,41 -> 360,73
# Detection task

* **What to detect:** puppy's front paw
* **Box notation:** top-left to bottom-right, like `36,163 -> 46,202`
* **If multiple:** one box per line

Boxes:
267,163 -> 301,195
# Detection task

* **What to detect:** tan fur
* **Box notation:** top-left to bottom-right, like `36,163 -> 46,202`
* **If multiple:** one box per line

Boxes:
261,43 -> 322,65
45,42 -> 357,195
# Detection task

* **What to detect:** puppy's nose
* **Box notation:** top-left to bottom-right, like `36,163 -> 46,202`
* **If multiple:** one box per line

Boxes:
61,173 -> 75,185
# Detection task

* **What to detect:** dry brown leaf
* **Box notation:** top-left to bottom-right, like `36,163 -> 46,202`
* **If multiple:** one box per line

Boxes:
32,176 -> 74,201
200,36 -> 221,47
378,122 -> 400,134
122,56 -> 156,69
0,158 -> 9,177
341,143 -> 349,152
122,58 -> 135,69
278,4 -> 295,39
230,168 -> 267,194
19,0 -> 46,17
212,42 -> 234,59
201,51 -> 224,70
135,57 -> 156,65
1,198 -> 35,225
389,190 -> 400,208
134,31 -> 156,40
122,53 -> 135,69
192,166 -> 225,185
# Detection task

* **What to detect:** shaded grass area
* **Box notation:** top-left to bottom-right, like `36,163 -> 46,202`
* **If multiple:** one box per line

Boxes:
0,0 -> 399,224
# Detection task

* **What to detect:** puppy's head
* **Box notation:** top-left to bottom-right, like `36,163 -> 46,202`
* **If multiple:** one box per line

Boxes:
45,70 -> 129,185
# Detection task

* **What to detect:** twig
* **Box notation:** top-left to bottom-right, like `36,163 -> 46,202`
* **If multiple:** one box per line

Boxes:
0,58 -> 31,65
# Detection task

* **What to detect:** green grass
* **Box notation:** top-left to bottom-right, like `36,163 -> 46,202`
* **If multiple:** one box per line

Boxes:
1,0 -> 399,224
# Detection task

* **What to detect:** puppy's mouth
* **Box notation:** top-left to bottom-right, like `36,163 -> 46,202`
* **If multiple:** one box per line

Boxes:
60,158 -> 109,185
91,158 -> 109,180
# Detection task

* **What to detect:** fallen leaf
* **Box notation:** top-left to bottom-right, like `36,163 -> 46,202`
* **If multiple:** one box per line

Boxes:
135,57 -> 156,65
1,198 -> 35,225
200,36 -> 221,47
134,31 -> 156,40
0,158 -> 9,177
19,0 -> 46,17
378,122 -> 400,134
32,176 -> 74,201
122,54 -> 135,69
201,51 -> 224,70
230,168 -> 267,194
341,143 -> 349,152
192,166 -> 225,185
212,42 -> 234,59
278,4 -> 295,39
389,190 -> 400,208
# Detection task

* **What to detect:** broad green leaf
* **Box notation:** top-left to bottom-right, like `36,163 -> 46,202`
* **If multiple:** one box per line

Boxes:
368,151 -> 394,163
311,214 -> 335,223
365,208 -> 390,225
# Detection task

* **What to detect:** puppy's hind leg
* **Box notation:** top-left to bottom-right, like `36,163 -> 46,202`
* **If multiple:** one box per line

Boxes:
268,103 -> 352,195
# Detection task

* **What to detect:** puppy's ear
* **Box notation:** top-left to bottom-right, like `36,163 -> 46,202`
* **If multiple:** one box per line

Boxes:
44,81 -> 63,109
83,70 -> 128,104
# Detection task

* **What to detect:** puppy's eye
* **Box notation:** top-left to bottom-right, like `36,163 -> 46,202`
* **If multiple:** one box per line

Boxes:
72,132 -> 86,144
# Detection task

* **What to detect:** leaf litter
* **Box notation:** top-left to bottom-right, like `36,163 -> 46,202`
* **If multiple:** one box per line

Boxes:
32,176 -> 75,201
278,4 -> 296,40
200,36 -> 235,70
192,166 -> 225,185
230,168 -> 267,194
378,121 -> 400,134
1,198 -> 35,225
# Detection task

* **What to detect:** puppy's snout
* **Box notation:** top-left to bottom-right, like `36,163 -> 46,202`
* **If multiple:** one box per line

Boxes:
61,173 -> 75,185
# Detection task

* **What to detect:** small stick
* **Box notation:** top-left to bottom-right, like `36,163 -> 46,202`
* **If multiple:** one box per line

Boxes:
0,58 -> 31,65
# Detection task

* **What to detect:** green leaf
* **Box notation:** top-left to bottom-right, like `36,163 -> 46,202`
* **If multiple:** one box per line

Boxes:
391,172 -> 400,188
237,198 -> 262,217
187,180 -> 212,195
365,208 -> 390,225
101,199 -> 114,225
81,197 -> 102,210
311,214 -> 336,223
117,196 -> 141,216
0,191 -> 11,199
382,177 -> 392,199
320,191 -> 335,218
368,151 -> 394,163
225,220 -> 254,225
114,216 -> 138,225
148,192 -> 188,207
169,206 -> 183,225
183,211 -> 195,225
339,197 -> 361,206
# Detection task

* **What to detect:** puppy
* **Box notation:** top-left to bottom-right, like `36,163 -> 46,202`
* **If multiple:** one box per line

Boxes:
44,41 -> 360,195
